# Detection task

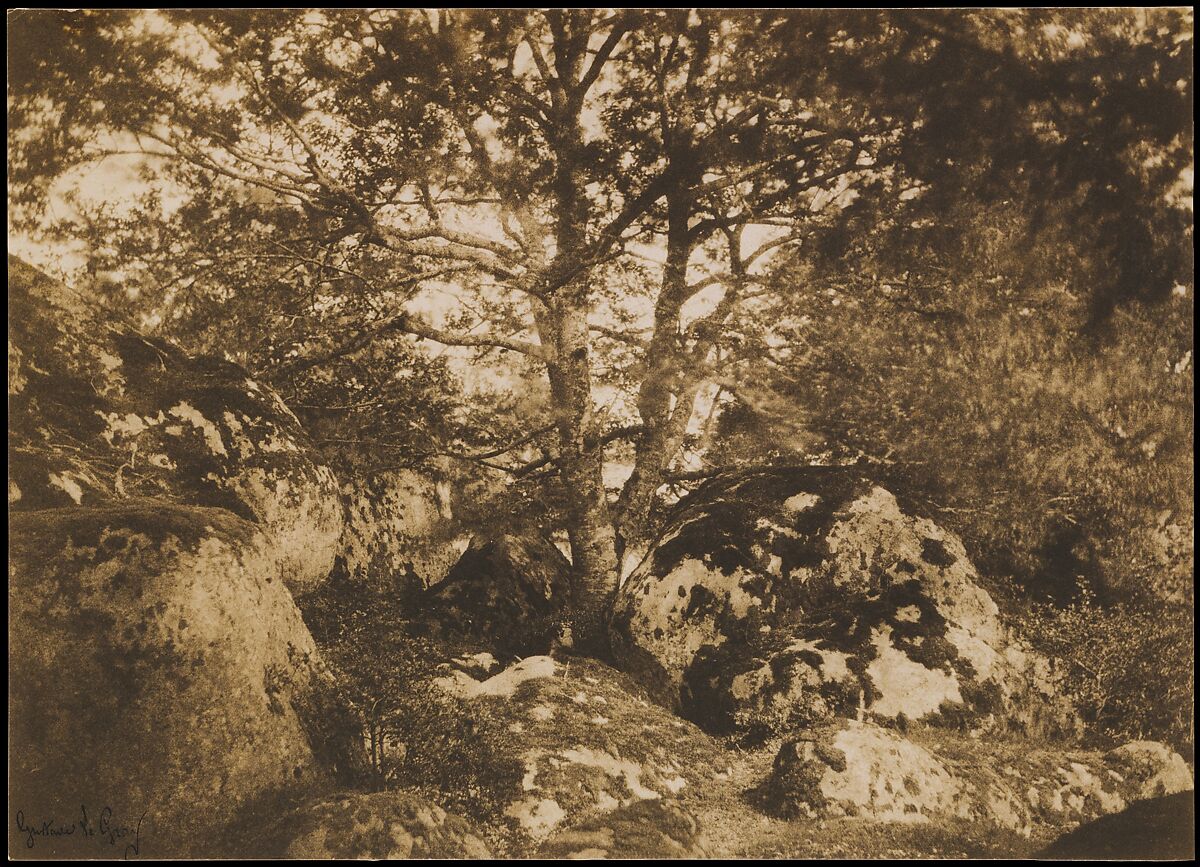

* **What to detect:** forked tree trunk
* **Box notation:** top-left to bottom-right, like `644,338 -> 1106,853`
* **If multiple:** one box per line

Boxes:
615,379 -> 704,557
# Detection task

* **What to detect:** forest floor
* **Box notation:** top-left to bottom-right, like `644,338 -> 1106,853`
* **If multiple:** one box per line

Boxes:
296,588 -> 1193,860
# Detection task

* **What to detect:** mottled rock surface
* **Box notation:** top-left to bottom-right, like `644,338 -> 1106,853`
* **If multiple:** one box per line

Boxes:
536,798 -> 711,859
415,534 -> 573,656
762,719 -> 1192,834
338,468 -> 464,591
8,256 -> 342,594
8,505 -> 362,857
251,791 -> 492,858
432,655 -> 728,847
612,466 -> 1077,739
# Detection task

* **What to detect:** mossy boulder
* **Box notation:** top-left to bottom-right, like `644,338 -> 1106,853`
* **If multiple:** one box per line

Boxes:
611,466 -> 1077,739
414,534 -> 573,656
535,798 -> 711,859
8,256 -> 342,594
764,721 -> 978,824
762,719 -> 1193,835
8,504 -> 364,858
430,654 -> 728,849
249,791 -> 492,858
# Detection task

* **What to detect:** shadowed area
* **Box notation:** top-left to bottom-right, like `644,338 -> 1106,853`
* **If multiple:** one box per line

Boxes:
1037,791 -> 1195,861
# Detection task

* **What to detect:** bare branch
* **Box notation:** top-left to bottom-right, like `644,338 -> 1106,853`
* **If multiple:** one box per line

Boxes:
589,323 -> 650,349
523,27 -> 563,111
397,312 -> 550,360
574,16 -> 629,100
434,423 -> 559,470
270,258 -> 548,373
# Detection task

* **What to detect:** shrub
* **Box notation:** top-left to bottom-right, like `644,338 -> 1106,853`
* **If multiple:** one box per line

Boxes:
299,578 -> 524,824
1018,583 -> 1194,754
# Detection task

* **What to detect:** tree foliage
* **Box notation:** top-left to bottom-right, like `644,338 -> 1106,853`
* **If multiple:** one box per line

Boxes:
8,9 -> 1193,654
713,194 -> 1193,606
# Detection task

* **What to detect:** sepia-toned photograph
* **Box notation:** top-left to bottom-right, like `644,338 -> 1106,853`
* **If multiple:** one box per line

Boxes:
7,8 -> 1194,859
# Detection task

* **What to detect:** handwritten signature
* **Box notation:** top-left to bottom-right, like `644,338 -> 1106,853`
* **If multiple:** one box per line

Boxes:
15,805 -> 146,859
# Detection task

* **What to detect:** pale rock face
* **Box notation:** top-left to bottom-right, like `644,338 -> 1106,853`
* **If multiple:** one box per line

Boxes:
820,722 -> 965,822
338,468 -> 462,590
865,627 -> 964,719
1105,741 -> 1195,799
765,719 -> 1193,835
257,792 -> 492,859
435,655 -> 559,699
505,797 -> 568,840
611,466 -> 1078,739
239,462 -> 342,594
556,746 -> 664,801
8,257 -> 343,595
8,504 -> 362,858
623,555 -> 762,682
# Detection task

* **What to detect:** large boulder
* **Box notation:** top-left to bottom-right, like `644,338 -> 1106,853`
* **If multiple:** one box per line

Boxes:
8,257 -> 342,594
415,534 -> 573,657
431,655 -> 729,849
8,504 -> 364,858
761,719 -> 1192,835
611,466 -> 1077,739
337,467 -> 464,592
247,791 -> 493,858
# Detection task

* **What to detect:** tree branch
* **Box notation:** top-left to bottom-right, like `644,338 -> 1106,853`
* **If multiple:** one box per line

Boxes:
574,16 -> 629,101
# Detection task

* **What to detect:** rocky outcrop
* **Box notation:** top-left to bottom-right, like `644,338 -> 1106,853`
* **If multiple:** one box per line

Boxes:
251,791 -> 492,858
338,468 -> 464,591
415,534 -> 573,656
8,504 -> 362,858
7,258 -> 364,856
611,466 -> 1077,739
431,655 -> 728,847
8,257 -> 342,595
762,719 -> 1192,834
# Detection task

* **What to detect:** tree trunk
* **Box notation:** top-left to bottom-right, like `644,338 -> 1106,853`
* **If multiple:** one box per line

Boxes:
540,94 -> 622,656
536,300 -> 619,656
614,182 -> 696,555
617,226 -> 746,552
615,379 -> 704,556
523,298 -> 618,658
560,456 -> 620,657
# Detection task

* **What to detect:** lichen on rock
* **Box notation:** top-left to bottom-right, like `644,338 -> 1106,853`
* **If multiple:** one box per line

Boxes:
535,798 -> 711,859
611,465 -> 1078,740
8,503 -> 363,857
337,467 -> 464,592
428,655 -> 728,846
248,791 -> 493,858
762,718 -> 1193,836
8,256 -> 343,595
